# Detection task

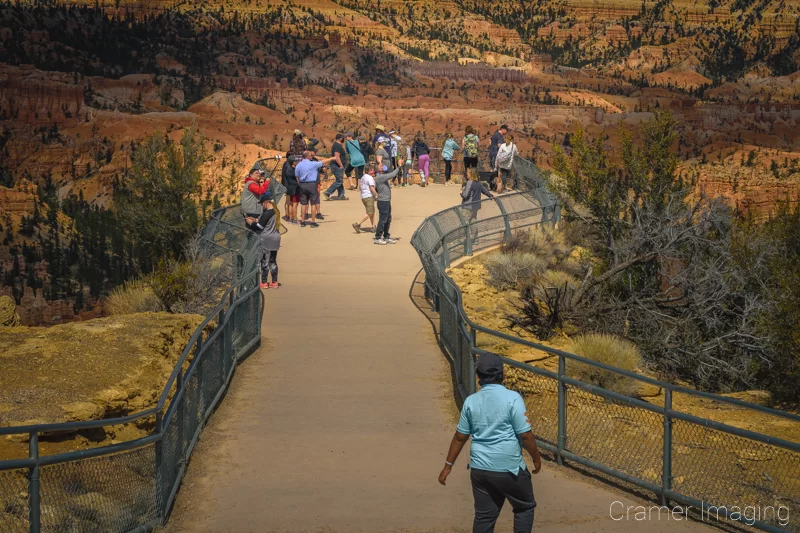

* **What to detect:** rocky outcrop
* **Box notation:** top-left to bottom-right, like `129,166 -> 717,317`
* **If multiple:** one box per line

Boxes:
696,164 -> 800,218
0,63 -> 86,128
0,295 -> 20,327
0,312 -> 206,428
415,61 -> 527,82
0,185 -> 35,216
0,286 -> 104,327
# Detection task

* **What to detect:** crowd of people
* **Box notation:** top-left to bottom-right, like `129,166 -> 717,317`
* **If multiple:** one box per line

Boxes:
240,124 -> 520,287
240,126 -> 541,533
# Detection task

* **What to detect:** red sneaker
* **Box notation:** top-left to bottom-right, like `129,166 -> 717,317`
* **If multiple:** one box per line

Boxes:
268,282 -> 279,289
260,282 -> 269,289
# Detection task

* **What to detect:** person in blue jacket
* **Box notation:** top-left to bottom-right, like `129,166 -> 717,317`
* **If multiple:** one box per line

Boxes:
442,132 -> 461,186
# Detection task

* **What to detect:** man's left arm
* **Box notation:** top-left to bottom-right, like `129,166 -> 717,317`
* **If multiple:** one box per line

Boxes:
511,395 -> 542,473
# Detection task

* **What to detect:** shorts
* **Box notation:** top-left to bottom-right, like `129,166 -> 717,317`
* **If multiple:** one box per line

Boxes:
464,157 -> 478,168
286,193 -> 300,204
298,182 -> 319,206
362,197 -> 375,216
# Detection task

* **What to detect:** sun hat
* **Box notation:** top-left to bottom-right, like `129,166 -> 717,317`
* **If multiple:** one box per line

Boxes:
293,129 -> 303,135
375,124 -> 385,131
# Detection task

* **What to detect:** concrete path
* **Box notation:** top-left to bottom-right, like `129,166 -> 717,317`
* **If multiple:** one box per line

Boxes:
167,185 -> 713,533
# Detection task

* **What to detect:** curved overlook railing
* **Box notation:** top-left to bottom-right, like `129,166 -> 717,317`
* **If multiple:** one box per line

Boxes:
410,157 -> 800,533
0,205 -> 264,533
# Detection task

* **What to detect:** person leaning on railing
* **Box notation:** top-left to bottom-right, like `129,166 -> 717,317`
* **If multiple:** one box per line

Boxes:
461,168 -> 495,223
439,352 -> 542,533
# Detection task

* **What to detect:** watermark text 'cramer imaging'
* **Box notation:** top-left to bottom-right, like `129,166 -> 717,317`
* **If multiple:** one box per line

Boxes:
610,501 -> 791,527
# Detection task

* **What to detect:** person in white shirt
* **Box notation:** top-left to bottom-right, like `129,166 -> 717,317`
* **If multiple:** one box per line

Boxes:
352,166 -> 378,233
493,134 -> 520,193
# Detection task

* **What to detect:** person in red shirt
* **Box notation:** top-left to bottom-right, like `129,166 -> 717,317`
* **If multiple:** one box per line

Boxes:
241,168 -> 270,218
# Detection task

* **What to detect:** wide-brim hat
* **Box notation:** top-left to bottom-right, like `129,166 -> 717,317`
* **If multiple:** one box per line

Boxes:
375,124 -> 385,131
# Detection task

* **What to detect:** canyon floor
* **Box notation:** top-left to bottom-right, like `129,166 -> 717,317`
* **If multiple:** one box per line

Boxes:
164,184 -> 713,533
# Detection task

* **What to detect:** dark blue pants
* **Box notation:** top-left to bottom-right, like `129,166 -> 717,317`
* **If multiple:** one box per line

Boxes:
375,200 -> 392,239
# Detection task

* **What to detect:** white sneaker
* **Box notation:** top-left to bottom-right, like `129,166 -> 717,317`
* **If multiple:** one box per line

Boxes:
385,238 -> 398,244
374,238 -> 387,245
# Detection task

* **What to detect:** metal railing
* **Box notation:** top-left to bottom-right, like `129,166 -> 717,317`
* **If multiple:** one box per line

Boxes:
410,157 -> 800,533
0,205 -> 266,532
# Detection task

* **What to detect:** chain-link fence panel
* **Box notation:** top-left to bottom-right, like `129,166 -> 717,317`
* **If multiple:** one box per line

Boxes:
38,445 -> 158,533
504,367 -> 559,447
566,386 -> 664,487
0,469 -> 28,532
672,419 -> 800,532
439,279 -> 460,357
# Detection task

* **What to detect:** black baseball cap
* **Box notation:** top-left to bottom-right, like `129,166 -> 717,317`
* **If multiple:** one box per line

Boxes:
476,353 -> 503,374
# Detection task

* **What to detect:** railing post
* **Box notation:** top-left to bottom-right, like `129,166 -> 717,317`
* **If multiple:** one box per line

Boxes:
662,388 -> 673,506
495,198 -> 512,242
454,207 -> 472,256
471,327 -> 477,349
176,370 -> 185,463
154,410 -> 164,518
467,343 -> 476,396
557,355 -> 566,466
28,432 -> 40,533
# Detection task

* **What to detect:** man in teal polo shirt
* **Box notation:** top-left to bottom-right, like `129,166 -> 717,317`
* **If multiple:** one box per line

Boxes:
439,352 -> 542,533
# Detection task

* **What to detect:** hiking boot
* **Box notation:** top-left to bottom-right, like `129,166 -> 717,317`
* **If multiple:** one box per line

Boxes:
352,222 -> 361,234
385,238 -> 398,244
374,238 -> 387,245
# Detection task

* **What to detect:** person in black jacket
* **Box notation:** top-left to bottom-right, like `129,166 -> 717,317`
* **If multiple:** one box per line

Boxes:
461,169 -> 495,243
412,136 -> 431,186
245,192 -> 282,289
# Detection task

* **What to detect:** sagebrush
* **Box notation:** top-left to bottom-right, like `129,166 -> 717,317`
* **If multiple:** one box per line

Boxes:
566,333 -> 642,396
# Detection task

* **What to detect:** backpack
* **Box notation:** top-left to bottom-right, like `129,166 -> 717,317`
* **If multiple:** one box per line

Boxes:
496,143 -> 515,168
360,140 -> 373,157
464,134 -> 479,157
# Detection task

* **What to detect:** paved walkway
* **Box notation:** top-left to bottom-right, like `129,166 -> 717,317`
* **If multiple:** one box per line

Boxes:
167,185 -> 713,533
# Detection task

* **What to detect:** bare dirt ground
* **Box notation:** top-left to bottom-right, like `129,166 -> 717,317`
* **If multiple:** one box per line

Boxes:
165,185 -> 714,533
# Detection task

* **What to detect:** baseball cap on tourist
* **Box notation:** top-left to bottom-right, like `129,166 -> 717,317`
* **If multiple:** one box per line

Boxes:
259,192 -> 273,202
476,353 -> 503,374
376,135 -> 390,145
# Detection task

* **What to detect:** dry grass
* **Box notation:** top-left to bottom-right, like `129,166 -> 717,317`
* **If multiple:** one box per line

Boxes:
105,279 -> 163,316
484,252 -> 548,290
541,269 -> 580,290
566,333 -> 642,396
